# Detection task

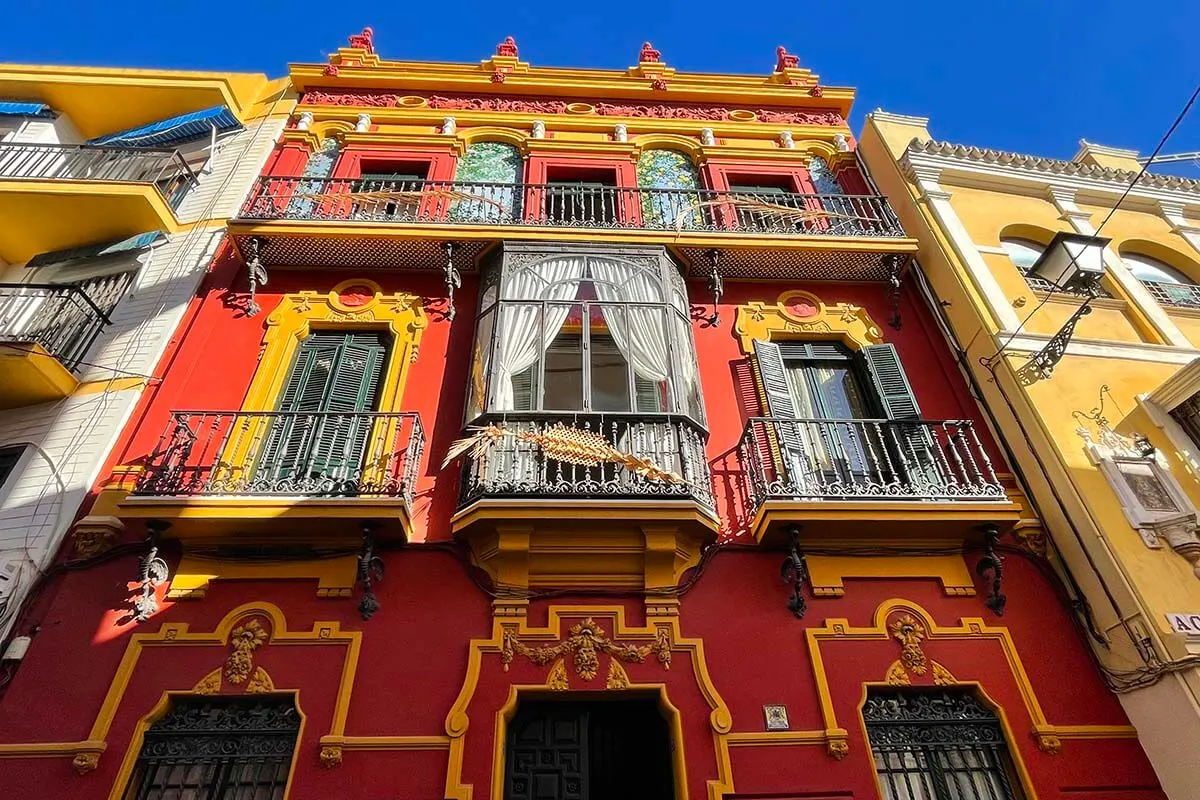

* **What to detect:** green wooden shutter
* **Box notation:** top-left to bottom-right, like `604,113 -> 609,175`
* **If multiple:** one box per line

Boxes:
259,332 -> 389,490
860,344 -> 922,420
510,368 -> 535,411
635,376 -> 664,413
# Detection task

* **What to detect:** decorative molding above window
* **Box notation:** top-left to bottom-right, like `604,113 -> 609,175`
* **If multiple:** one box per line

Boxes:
733,289 -> 883,355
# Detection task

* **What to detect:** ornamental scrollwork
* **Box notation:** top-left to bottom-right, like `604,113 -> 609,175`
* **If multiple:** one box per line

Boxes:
501,617 -> 671,683
891,614 -> 928,675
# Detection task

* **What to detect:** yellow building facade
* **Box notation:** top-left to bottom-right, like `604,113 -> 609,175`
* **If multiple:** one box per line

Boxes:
862,110 -> 1200,798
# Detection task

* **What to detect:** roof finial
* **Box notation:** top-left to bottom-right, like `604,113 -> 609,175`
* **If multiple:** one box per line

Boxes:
639,42 -> 662,63
775,46 -> 799,72
348,27 -> 375,54
496,36 -> 519,57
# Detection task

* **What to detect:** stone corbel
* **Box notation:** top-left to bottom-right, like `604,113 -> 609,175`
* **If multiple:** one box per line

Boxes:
1143,513 -> 1200,577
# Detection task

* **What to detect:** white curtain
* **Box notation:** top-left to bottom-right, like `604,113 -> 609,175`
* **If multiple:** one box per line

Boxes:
492,256 -> 585,410
590,257 -> 671,394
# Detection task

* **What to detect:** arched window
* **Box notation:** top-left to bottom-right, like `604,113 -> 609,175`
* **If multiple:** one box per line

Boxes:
807,156 -> 843,195
636,149 -> 702,229
469,249 -> 701,422
286,137 -> 339,218
1000,236 -> 1106,296
452,141 -> 522,222
1123,251 -> 1200,308
864,688 -> 1023,800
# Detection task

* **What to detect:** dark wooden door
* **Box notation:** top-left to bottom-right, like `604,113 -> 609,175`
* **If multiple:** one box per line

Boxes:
504,699 -> 674,800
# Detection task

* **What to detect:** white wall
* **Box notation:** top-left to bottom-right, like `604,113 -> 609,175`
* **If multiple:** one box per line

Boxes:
0,114 -> 287,639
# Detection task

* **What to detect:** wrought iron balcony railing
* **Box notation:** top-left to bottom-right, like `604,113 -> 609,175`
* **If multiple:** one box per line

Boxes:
239,177 -> 906,238
0,142 -> 197,207
1141,279 -> 1200,310
740,417 -> 1006,505
134,411 -> 424,504
458,412 -> 714,512
0,283 -> 110,371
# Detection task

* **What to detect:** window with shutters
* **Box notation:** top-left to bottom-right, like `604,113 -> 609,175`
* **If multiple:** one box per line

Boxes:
121,696 -> 299,800
748,338 -> 949,498
864,688 -> 1023,800
255,331 -> 390,494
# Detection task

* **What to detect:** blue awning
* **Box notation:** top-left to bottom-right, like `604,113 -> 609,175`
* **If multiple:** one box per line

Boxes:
27,231 -> 166,268
89,105 -> 241,148
0,101 -> 54,118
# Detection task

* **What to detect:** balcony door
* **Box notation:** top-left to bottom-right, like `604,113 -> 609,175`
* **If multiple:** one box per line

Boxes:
505,698 -> 674,800
754,340 -> 931,495
257,331 -> 389,494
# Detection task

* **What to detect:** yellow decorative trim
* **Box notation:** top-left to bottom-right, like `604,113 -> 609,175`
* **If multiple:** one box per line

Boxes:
246,278 -> 426,414
724,730 -> 828,747
190,669 -> 222,694
735,289 -> 883,354
168,553 -> 358,599
442,606 -> 732,800
246,667 -> 276,694
808,555 -> 976,597
0,602 -> 360,782
806,598 -> 1140,796
546,659 -> 569,690
606,660 -> 631,690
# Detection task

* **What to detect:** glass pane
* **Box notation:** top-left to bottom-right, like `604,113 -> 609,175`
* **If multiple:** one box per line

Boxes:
670,314 -> 702,421
590,330 -> 632,412
1124,252 -> 1194,285
874,749 -> 937,800
1000,238 -> 1043,270
543,332 -> 584,411
467,309 -> 494,421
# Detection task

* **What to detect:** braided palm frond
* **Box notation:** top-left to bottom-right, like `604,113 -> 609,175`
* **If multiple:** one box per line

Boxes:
440,425 -> 508,469
291,188 -> 505,208
674,196 -> 874,232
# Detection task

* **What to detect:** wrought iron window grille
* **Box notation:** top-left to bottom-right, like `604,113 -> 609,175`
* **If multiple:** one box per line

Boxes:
864,689 -> 1022,800
123,697 -> 299,800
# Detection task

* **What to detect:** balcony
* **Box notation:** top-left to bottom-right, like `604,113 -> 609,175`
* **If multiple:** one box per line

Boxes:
119,410 -> 424,541
452,411 -> 718,591
229,178 -> 917,281
0,142 -> 196,263
0,283 -> 109,407
739,417 -> 1019,545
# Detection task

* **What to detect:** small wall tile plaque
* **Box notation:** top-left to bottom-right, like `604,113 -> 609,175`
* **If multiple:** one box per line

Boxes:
763,704 -> 789,731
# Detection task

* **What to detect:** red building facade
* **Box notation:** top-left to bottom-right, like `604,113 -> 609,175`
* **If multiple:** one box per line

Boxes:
0,34 -> 1166,800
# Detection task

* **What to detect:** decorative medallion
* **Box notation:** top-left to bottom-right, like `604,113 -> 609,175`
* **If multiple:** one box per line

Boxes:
320,746 -> 343,768
501,617 -> 671,683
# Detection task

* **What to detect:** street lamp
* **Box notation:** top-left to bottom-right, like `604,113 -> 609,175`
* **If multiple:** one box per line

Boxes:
1020,232 -> 1110,382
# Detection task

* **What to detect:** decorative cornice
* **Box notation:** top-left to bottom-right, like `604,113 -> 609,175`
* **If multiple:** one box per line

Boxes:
906,139 -> 1200,195
1147,356 -> 1200,411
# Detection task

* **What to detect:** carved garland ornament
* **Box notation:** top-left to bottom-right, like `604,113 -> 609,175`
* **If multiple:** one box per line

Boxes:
501,617 -> 671,687
885,613 -> 957,687
189,618 -> 277,696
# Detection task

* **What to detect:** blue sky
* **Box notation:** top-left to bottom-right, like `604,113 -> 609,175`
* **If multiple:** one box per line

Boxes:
3,1 -> 1198,169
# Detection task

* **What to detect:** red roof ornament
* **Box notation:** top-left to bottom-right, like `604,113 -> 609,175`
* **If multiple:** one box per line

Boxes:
775,46 -> 799,71
348,27 -> 375,53
496,36 -> 519,57
639,42 -> 662,63
323,64 -> 339,77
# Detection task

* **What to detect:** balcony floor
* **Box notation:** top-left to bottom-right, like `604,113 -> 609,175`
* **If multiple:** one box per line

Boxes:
0,342 -> 78,408
752,497 -> 1023,549
0,180 -> 179,263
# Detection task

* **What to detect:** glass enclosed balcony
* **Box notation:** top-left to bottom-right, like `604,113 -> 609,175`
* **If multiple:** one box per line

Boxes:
456,243 -> 714,517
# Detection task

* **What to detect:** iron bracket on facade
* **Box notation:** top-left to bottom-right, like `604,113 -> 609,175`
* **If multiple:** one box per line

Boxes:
781,524 -> 809,618
884,254 -> 904,330
1016,278 -> 1102,384
244,236 -> 268,317
356,524 -> 385,620
443,242 -> 463,321
131,522 -> 171,623
703,249 -> 724,327
974,523 -> 1006,616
